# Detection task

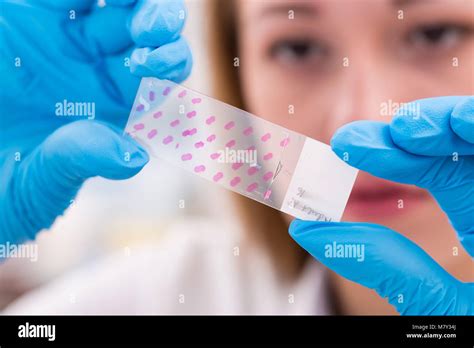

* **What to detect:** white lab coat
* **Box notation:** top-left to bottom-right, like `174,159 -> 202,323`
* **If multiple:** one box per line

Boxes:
4,218 -> 331,315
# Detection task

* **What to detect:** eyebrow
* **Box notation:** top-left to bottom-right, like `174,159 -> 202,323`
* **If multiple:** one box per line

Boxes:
259,0 -> 433,16
257,0 -> 435,22
258,3 -> 319,18
391,0 -> 432,7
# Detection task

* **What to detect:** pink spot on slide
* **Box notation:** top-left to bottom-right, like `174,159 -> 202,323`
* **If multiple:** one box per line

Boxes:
153,111 -> 162,118
194,165 -> 206,173
243,127 -> 253,136
181,153 -> 192,161
182,128 -> 197,137
133,123 -> 144,130
224,121 -> 235,130
206,116 -> 216,125
175,143 -> 180,149
247,145 -> 256,151
178,90 -> 187,98
264,189 -> 272,200
147,129 -> 157,139
194,141 -> 204,148
207,134 -> 216,142
263,171 -> 273,182
226,139 -> 236,148
210,152 -> 221,160
136,104 -> 144,112
186,111 -> 197,119
213,172 -> 223,182
280,137 -> 290,147
192,98 -> 202,104
230,176 -> 241,187
247,183 -> 258,193
232,163 -> 243,170
170,119 -> 180,127
149,91 -> 155,101
247,167 -> 259,176
163,135 -> 173,144
261,133 -> 271,142
163,87 -> 171,96
263,152 -> 273,161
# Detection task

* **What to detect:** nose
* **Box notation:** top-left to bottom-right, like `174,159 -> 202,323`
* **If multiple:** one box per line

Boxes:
327,55 -> 401,138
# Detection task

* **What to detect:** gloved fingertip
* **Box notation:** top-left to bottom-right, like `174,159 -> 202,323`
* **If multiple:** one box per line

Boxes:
172,47 -> 193,83
116,136 -> 150,175
330,122 -> 356,153
329,126 -> 344,148
289,219 -> 306,236
451,96 -> 474,144
289,219 -> 332,237
330,130 -> 355,167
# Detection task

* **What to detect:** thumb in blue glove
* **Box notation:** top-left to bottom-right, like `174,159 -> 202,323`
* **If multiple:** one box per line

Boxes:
0,121 -> 149,246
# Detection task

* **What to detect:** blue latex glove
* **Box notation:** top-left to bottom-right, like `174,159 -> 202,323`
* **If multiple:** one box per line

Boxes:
290,96 -> 474,315
0,0 -> 192,245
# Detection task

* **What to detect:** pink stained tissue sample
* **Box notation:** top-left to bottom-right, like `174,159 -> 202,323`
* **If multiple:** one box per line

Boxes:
127,80 -> 296,207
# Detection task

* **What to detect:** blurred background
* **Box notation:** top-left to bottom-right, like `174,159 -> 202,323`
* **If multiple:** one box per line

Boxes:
0,0 -> 219,309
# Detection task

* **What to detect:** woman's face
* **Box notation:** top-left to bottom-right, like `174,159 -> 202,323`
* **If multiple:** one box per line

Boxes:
235,0 -> 474,265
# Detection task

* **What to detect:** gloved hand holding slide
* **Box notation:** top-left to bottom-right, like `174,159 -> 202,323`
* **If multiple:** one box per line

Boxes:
126,78 -> 358,222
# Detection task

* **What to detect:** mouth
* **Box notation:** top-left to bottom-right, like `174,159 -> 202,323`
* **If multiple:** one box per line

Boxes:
344,174 -> 428,220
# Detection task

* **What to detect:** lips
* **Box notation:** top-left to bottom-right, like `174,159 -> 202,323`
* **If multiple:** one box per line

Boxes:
345,172 -> 428,220
352,184 -> 406,201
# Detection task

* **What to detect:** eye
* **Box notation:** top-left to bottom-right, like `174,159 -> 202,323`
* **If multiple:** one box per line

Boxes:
269,39 -> 327,64
406,23 -> 471,50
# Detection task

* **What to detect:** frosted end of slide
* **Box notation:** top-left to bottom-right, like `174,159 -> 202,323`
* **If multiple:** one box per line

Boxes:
126,78 -> 358,222
280,138 -> 358,222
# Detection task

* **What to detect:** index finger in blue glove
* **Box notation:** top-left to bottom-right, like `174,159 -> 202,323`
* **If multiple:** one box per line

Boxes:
331,121 -> 474,189
390,96 -> 474,156
331,121 -> 474,256
68,5 -> 134,58
129,0 -> 186,47
289,220 -> 474,315
102,36 -> 192,104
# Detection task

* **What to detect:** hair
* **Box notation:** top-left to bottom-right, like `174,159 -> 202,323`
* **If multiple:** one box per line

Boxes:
207,0 -> 308,280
